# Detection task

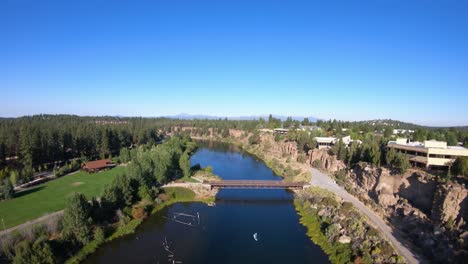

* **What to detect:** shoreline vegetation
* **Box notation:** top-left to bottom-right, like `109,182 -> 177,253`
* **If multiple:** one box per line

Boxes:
295,188 -> 404,264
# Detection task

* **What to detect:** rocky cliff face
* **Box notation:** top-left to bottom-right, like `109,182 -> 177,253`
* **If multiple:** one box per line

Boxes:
345,162 -> 467,262
432,183 -> 468,228
279,141 -> 298,158
347,163 -> 441,214
307,149 -> 346,172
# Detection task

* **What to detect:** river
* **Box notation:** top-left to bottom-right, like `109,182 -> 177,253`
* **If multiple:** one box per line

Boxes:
84,141 -> 330,264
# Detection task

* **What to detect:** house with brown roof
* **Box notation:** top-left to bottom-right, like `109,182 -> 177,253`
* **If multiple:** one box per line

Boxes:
82,159 -> 116,173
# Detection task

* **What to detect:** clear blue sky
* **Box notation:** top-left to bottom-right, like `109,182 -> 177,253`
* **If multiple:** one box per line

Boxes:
2,0 -> 467,126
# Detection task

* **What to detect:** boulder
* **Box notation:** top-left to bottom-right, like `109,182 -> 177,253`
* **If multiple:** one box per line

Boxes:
338,235 -> 351,244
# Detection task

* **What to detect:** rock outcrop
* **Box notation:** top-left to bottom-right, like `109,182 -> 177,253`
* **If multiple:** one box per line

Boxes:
279,141 -> 298,158
307,149 -> 346,173
343,162 -> 468,263
432,182 -> 468,227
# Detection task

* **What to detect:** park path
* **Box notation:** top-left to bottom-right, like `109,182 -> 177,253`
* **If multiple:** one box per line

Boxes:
0,211 -> 63,238
309,168 -> 422,264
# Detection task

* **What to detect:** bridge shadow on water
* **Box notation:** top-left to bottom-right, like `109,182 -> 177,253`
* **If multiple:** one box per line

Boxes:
215,188 -> 295,203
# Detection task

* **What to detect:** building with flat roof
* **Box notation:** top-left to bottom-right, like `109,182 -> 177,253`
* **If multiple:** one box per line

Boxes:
273,128 -> 289,134
387,138 -> 468,169
315,136 -> 361,149
315,137 -> 336,149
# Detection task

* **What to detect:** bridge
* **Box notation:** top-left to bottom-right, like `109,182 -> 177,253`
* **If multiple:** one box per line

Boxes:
205,180 -> 308,189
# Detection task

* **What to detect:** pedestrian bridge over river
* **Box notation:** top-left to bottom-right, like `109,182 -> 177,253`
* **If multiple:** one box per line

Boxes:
205,180 -> 308,189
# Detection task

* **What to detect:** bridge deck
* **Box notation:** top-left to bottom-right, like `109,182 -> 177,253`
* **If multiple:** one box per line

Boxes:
206,180 -> 306,189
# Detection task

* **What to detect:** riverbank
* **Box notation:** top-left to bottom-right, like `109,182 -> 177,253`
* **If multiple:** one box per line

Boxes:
66,187 -> 215,264
295,187 -> 405,264
193,136 -> 311,183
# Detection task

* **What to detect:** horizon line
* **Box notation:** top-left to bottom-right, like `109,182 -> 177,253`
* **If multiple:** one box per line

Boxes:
0,113 -> 467,128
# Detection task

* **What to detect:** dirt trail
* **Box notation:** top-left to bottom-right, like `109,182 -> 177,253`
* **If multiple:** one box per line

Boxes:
309,168 -> 422,264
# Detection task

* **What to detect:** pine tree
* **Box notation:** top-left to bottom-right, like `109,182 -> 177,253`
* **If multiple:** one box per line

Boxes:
62,193 -> 93,244
179,152 -> 191,178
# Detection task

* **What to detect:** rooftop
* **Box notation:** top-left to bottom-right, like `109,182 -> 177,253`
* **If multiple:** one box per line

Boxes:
83,159 -> 114,170
315,137 -> 336,144
388,138 -> 468,151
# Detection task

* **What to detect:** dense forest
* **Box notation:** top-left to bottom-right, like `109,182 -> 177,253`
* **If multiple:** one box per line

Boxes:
0,115 -> 467,188
0,115 -> 257,186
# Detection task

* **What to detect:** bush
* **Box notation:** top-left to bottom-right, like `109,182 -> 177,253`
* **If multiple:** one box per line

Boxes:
204,166 -> 213,174
312,159 -> 322,169
131,205 -> 148,220
112,156 -> 120,164
452,157 -> 467,177
93,227 -> 105,244
13,236 -> 55,264
297,154 -> 306,163
248,132 -> 261,145
0,179 -> 14,200
138,185 -> 154,201
274,134 -> 282,142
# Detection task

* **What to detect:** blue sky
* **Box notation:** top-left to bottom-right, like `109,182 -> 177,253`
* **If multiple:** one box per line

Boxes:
2,0 -> 467,126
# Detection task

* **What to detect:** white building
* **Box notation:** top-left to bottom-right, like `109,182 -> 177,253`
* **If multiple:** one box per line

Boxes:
315,136 -> 361,149
387,138 -> 468,169
393,129 -> 415,135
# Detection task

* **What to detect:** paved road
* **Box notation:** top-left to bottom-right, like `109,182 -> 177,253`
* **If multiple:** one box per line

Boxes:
309,168 -> 421,264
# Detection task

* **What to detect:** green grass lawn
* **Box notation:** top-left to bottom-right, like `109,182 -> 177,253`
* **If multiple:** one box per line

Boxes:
0,167 -> 125,230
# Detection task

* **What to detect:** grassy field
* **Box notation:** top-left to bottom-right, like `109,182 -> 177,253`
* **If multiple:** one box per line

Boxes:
0,167 -> 125,230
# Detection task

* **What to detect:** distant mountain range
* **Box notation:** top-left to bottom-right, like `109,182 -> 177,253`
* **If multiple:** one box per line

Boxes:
163,113 -> 318,122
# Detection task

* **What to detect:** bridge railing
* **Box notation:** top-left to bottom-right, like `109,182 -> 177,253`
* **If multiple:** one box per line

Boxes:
204,180 -> 307,189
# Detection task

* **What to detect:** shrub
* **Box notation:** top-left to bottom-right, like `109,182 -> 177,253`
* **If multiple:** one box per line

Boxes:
297,154 -> 306,163
312,159 -> 322,169
138,185 -> 153,201
274,134 -> 282,142
204,166 -> 213,174
93,227 -> 105,244
131,205 -> 148,220
0,179 -> 14,200
13,236 -> 55,264
248,132 -> 261,145
158,193 -> 169,202
112,156 -> 121,164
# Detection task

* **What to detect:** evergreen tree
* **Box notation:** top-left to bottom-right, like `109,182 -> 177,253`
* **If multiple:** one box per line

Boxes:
336,140 -> 347,161
386,147 -> 396,166
452,157 -> 467,177
383,128 -> 393,138
62,193 -> 93,244
179,152 -> 191,178
1,178 -> 14,200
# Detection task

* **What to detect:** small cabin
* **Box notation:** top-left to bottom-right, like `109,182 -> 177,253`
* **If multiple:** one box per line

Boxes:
82,159 -> 115,173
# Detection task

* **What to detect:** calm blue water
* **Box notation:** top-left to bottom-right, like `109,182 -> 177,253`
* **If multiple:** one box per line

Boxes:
84,141 -> 329,264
